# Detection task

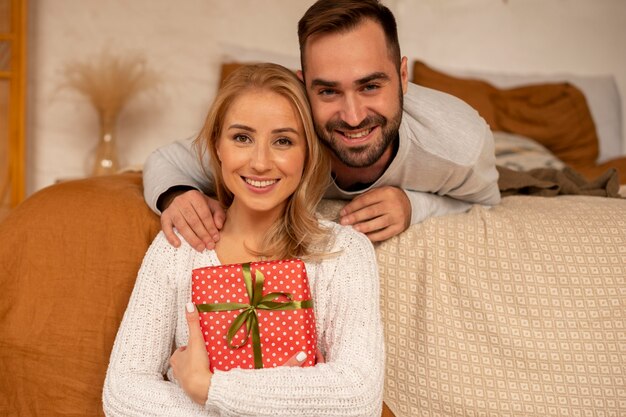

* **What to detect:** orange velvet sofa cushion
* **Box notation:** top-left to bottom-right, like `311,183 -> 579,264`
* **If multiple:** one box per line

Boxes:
0,172 -> 160,416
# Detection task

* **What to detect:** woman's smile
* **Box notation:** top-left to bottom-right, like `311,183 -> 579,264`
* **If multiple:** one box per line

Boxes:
243,176 -> 280,190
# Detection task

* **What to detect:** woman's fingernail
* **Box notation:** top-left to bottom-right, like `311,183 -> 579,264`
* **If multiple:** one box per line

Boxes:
186,302 -> 195,313
296,351 -> 307,362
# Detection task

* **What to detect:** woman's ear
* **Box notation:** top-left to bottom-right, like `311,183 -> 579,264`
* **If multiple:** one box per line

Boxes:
215,140 -> 222,161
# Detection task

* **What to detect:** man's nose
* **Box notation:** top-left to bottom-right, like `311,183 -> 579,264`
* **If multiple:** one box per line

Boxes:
340,93 -> 367,127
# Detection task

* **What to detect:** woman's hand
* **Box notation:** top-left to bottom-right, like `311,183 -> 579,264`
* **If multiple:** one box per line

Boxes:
170,302 -> 213,405
171,301 -> 323,404
282,348 -> 325,366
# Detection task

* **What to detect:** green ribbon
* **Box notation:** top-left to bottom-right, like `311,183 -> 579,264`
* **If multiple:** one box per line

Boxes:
196,262 -> 313,369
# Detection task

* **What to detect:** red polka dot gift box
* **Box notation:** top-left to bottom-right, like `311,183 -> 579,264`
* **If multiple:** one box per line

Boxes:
191,259 -> 317,372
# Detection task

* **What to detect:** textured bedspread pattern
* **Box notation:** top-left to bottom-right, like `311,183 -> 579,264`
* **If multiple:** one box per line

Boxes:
374,196 -> 626,417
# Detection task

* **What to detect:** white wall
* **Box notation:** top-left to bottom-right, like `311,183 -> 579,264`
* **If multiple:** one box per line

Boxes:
26,0 -> 626,194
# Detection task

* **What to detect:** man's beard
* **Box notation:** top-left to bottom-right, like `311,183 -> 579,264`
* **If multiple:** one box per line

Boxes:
315,93 -> 403,168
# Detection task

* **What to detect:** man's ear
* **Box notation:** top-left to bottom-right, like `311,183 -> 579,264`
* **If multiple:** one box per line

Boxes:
400,56 -> 409,94
296,70 -> 304,83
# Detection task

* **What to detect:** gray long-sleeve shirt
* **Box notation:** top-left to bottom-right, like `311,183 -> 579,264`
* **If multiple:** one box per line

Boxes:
143,83 -> 501,224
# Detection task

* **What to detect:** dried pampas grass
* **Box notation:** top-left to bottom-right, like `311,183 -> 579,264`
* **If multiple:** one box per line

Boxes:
62,49 -> 160,125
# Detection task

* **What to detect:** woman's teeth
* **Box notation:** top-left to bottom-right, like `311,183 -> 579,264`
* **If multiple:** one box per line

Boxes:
245,178 -> 277,188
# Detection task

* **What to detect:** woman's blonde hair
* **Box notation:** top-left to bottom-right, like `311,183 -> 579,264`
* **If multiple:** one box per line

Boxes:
194,63 -> 331,260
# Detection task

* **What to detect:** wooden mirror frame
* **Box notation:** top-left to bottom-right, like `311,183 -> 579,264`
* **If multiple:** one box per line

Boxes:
0,0 -> 26,218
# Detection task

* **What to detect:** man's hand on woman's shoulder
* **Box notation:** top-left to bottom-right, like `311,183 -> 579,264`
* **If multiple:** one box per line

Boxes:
339,186 -> 411,242
160,189 -> 226,252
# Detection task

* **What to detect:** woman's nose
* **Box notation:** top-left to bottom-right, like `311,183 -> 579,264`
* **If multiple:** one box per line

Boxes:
249,143 -> 271,171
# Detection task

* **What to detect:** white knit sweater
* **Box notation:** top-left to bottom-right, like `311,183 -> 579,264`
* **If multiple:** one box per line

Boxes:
103,221 -> 384,417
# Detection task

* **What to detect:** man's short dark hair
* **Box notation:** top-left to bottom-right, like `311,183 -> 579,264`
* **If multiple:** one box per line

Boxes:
297,0 -> 401,73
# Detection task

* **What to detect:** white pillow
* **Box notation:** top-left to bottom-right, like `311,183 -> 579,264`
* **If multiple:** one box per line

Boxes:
494,131 -> 565,172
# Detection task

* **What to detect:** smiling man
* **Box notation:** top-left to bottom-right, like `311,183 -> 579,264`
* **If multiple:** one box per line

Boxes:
142,0 -> 500,251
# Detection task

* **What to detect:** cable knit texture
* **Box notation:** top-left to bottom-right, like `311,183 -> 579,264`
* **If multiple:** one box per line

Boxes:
103,220 -> 384,416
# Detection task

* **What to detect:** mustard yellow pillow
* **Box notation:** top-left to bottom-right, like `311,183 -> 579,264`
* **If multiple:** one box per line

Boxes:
491,83 -> 599,168
412,60 -> 498,127
412,60 -> 600,169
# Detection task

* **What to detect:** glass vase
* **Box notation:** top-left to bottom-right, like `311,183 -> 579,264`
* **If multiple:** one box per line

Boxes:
92,114 -> 120,176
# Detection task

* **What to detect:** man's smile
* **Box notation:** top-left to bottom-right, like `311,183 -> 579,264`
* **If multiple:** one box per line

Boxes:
341,128 -> 374,139
336,126 -> 378,145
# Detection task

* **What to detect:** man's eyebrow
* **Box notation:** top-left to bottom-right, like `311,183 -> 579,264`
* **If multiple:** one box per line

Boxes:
355,72 -> 390,85
309,78 -> 338,88
309,72 -> 390,89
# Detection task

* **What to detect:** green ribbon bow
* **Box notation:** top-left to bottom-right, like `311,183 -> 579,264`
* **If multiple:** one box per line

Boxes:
196,262 -> 313,369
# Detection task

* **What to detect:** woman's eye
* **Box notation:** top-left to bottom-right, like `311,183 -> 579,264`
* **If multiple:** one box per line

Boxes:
275,137 -> 293,146
233,134 -> 251,143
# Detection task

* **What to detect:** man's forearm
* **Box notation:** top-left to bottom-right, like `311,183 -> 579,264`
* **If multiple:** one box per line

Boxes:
156,185 -> 198,212
405,190 -> 472,225
142,137 -> 214,214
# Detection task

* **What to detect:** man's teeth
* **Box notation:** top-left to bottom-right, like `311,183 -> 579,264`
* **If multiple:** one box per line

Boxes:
344,129 -> 370,139
245,178 -> 277,188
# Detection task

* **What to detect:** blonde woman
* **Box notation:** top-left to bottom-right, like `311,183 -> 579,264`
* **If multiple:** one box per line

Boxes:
103,63 -> 384,416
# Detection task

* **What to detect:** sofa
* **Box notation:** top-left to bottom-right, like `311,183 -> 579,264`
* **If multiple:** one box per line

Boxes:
2,169 -> 625,416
